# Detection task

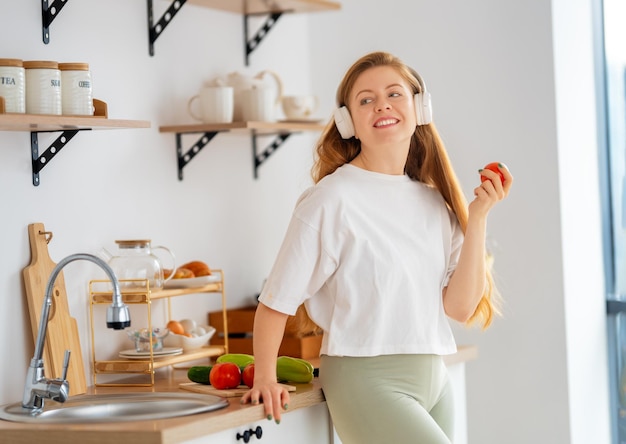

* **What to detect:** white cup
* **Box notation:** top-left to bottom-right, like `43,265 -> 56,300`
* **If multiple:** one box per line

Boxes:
0,59 -> 25,113
188,86 -> 234,123
241,88 -> 276,122
281,95 -> 319,120
24,60 -> 62,115
59,62 -> 94,116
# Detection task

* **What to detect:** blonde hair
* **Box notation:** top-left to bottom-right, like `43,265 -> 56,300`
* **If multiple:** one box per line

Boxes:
293,52 -> 499,333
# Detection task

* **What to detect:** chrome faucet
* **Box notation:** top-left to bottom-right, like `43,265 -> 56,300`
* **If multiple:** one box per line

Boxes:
22,253 -> 131,412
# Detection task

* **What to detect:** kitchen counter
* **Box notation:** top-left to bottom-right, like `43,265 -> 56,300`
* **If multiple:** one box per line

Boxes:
0,345 -> 477,444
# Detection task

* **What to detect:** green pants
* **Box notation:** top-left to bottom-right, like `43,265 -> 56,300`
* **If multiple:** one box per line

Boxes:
320,354 -> 454,444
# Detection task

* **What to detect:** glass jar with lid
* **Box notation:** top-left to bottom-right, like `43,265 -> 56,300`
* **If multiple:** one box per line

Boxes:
103,240 -> 176,291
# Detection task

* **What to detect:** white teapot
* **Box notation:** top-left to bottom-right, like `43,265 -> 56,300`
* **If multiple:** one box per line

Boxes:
219,70 -> 284,122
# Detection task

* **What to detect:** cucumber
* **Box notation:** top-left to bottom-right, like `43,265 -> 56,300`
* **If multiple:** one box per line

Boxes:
187,366 -> 213,384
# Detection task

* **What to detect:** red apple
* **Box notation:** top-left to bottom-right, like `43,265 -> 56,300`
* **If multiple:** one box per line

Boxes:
480,162 -> 505,184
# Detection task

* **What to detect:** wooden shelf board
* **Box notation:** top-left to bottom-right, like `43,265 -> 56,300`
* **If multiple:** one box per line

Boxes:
152,283 -> 224,299
92,283 -> 223,304
187,0 -> 341,14
94,346 -> 225,373
0,113 -> 150,132
90,273 -> 224,303
159,120 -> 327,134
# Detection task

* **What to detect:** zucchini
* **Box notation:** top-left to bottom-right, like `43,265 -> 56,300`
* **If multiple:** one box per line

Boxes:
276,356 -> 314,384
216,353 -> 255,369
187,366 -> 213,384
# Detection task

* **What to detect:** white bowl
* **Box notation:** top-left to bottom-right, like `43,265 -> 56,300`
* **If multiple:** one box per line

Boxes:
163,325 -> 216,351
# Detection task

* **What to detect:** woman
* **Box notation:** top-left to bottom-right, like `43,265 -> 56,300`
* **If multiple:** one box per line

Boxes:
241,51 -> 513,443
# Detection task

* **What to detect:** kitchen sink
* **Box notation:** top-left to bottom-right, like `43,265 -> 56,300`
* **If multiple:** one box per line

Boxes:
0,392 -> 229,424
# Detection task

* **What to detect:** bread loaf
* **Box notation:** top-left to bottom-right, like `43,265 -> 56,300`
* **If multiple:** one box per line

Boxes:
174,267 -> 195,279
180,261 -> 211,276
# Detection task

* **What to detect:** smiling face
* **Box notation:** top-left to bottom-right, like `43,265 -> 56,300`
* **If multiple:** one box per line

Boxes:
348,66 -> 418,151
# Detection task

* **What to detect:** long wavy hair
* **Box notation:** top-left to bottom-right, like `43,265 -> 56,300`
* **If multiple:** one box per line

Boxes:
287,52 -> 499,334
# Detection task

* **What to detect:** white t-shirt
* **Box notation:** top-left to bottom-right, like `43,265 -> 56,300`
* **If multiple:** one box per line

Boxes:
259,164 -> 463,357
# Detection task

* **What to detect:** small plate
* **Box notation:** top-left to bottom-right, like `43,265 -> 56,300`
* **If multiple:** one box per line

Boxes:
164,274 -> 221,289
119,347 -> 183,359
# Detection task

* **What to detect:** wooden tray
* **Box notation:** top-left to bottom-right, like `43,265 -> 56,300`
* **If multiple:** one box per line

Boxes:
179,382 -> 295,398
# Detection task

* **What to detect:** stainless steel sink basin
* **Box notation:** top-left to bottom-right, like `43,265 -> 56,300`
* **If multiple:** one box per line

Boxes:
0,392 -> 229,424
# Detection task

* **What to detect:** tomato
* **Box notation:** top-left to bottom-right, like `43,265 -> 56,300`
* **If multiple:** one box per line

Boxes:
242,363 -> 255,389
480,162 -> 505,184
209,362 -> 241,389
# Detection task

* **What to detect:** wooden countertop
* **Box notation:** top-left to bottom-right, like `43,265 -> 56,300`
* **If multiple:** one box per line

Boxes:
0,346 -> 476,444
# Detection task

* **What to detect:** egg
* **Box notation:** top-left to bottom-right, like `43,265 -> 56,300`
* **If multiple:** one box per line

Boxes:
179,319 -> 197,334
195,326 -> 206,336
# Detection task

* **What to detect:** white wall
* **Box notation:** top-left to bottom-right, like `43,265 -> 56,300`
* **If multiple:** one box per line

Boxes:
0,1 -> 317,400
0,1 -> 612,443
307,1 -> 609,443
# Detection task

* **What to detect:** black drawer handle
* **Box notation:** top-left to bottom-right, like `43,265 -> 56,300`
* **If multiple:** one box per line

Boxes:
236,425 -> 263,442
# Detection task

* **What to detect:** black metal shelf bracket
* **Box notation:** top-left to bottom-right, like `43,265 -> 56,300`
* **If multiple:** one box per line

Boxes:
251,131 -> 291,179
244,12 -> 283,66
172,129 -> 294,181
176,131 -> 219,180
147,0 -> 188,56
42,0 -> 70,44
31,129 -> 81,186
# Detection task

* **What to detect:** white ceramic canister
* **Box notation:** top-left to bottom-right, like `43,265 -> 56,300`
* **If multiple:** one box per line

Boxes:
0,58 -> 25,113
23,60 -> 61,115
59,62 -> 93,116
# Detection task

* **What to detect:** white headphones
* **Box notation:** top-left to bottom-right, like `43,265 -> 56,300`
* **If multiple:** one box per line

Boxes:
333,70 -> 432,139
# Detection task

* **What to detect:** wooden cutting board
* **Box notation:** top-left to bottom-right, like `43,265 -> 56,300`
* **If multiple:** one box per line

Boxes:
22,222 -> 87,395
179,382 -> 296,398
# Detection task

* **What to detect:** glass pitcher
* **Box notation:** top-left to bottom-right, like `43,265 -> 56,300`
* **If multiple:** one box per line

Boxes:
102,240 -> 176,291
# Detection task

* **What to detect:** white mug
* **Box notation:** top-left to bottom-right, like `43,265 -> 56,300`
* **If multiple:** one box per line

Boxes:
241,88 -> 276,122
282,95 -> 319,120
188,86 -> 234,124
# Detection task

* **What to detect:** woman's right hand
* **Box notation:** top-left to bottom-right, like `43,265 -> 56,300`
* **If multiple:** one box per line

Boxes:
240,379 -> 291,423
242,302 -> 292,422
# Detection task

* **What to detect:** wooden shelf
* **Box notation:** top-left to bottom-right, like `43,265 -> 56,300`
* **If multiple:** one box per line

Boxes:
0,113 -> 150,132
92,282 -> 223,304
159,120 -> 326,134
89,271 -> 229,387
148,0 -> 340,62
0,98 -> 151,186
186,0 -> 341,14
94,346 -> 225,374
159,120 -> 326,180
